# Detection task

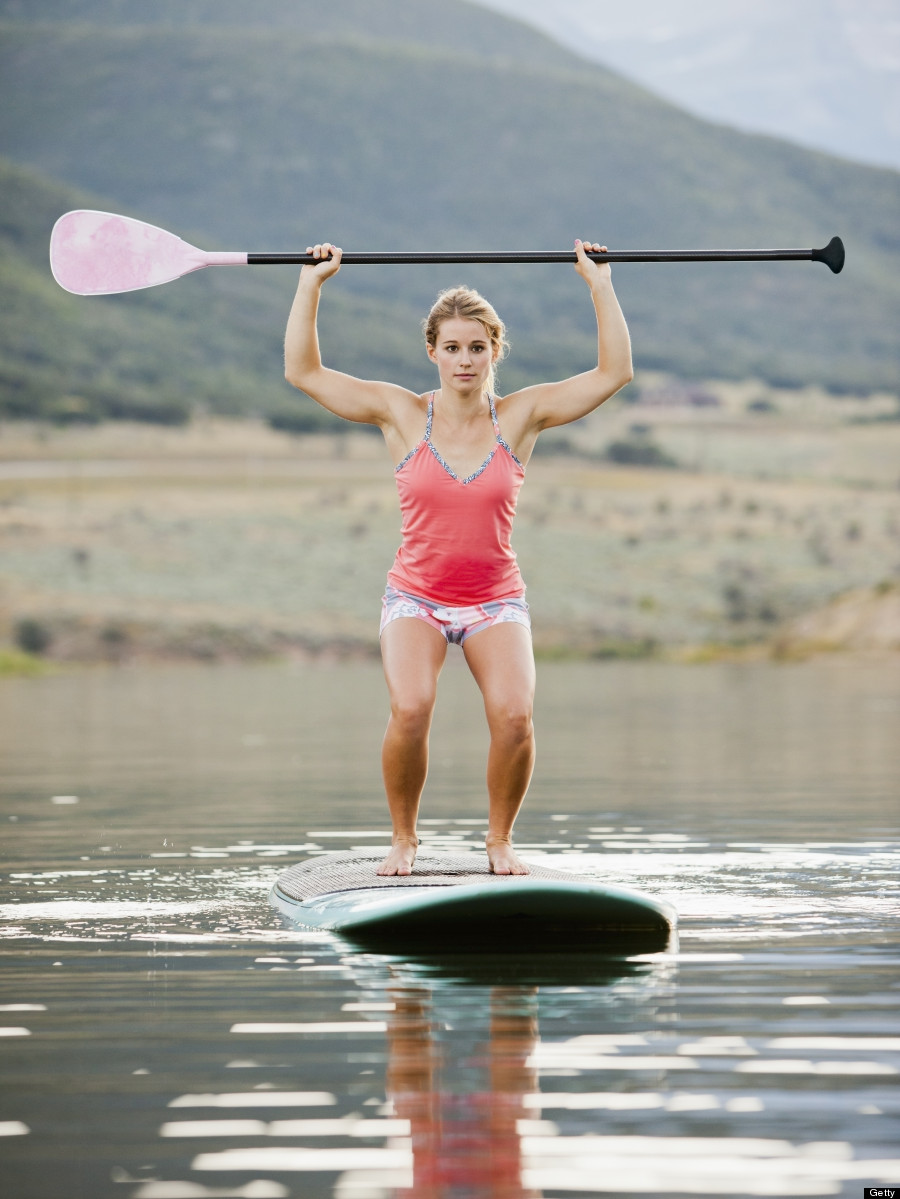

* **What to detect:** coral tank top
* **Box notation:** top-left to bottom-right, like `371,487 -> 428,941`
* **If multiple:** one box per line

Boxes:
387,393 -> 526,605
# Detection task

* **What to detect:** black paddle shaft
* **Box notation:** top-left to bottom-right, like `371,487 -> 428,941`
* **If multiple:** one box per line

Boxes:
248,237 -> 845,274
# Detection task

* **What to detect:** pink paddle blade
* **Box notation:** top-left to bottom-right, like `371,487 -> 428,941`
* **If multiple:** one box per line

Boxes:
50,210 -> 247,295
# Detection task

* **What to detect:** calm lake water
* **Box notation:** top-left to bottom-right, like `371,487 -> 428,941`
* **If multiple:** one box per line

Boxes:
1,657 -> 898,1199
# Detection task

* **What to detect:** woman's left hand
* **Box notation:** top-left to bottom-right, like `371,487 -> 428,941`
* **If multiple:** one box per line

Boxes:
574,239 -> 611,285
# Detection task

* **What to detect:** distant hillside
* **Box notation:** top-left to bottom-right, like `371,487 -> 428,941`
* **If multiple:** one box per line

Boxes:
474,0 -> 900,171
0,156 -> 468,424
0,159 -> 265,422
0,0 -> 582,69
0,2 -> 897,422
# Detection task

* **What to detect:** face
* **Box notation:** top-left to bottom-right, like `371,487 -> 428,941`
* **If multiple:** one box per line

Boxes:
427,318 -> 498,393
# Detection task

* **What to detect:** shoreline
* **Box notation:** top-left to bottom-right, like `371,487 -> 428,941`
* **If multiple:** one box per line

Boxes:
2,416 -> 898,672
3,585 -> 897,676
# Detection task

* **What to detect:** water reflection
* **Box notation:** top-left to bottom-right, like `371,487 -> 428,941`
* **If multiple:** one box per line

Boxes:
152,952 -> 677,1199
126,947 -> 900,1199
383,983 -> 540,1199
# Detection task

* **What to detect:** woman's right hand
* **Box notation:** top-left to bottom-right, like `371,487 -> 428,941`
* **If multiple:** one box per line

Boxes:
300,242 -> 343,283
574,239 -> 611,286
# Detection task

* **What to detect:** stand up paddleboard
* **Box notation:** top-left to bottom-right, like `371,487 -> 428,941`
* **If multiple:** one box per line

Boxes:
271,851 -> 676,954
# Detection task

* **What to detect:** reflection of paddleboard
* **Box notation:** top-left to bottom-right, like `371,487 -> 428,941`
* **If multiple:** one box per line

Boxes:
271,850 -> 676,954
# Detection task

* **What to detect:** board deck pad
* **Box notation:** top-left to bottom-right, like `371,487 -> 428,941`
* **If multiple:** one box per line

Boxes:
272,850 -> 676,955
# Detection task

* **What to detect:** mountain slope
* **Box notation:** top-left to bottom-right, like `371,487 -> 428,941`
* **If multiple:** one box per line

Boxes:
0,9 -> 897,411
0,0 -> 583,69
473,0 -> 900,171
0,156 -> 436,424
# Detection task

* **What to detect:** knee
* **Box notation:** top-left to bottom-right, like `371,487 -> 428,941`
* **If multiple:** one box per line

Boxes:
389,692 -> 436,740
487,700 -> 534,746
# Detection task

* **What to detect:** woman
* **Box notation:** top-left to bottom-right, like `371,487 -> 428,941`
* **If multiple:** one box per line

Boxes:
284,240 -> 632,876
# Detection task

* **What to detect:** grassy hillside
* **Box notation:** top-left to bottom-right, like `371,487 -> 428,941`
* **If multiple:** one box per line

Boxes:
0,5 -> 897,422
0,0 -> 583,68
0,156 -> 447,424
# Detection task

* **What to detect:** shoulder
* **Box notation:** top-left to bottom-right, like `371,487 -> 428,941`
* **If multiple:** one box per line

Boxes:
387,388 -> 430,425
492,386 -> 541,434
379,388 -> 432,464
490,389 -> 542,466
364,382 -> 426,428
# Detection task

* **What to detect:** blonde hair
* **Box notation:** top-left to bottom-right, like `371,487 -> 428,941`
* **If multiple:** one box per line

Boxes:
423,286 -> 509,396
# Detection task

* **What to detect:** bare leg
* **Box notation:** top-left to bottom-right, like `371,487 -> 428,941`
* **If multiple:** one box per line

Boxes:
463,622 -> 536,874
378,618 -> 448,875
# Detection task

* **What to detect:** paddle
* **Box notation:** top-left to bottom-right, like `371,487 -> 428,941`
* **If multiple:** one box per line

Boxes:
49,209 -> 846,296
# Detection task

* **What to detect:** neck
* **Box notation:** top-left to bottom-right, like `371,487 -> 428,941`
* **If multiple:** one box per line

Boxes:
437,382 -> 490,414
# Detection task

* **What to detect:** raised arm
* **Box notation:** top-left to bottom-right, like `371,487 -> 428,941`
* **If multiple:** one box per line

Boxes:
283,243 -> 408,426
512,240 -> 634,434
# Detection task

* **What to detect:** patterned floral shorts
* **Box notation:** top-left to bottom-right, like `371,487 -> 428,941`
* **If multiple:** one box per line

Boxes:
380,585 -> 531,646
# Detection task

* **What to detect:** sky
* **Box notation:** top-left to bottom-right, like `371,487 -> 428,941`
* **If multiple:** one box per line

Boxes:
474,0 -> 900,170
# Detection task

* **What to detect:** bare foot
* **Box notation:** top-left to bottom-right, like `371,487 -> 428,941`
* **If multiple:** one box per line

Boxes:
486,835 -> 529,875
377,838 -> 418,877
